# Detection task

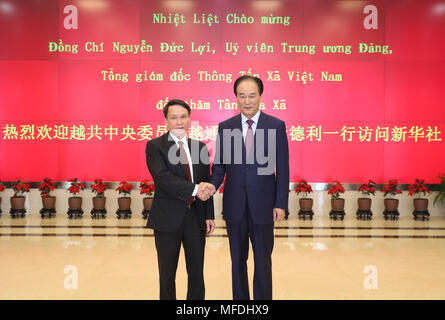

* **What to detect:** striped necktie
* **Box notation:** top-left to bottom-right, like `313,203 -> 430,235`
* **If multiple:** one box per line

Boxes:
245,119 -> 254,156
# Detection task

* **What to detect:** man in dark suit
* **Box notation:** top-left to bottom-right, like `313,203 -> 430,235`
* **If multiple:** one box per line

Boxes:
145,99 -> 215,300
209,75 -> 290,300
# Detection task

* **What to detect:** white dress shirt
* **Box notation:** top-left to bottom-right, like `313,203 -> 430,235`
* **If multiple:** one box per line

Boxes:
241,110 -> 261,141
169,132 -> 198,196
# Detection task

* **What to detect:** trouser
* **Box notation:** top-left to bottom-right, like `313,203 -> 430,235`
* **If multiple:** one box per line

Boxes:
226,203 -> 274,300
154,206 -> 206,300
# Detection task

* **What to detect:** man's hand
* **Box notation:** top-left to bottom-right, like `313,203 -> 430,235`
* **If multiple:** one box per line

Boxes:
273,208 -> 285,222
206,219 -> 215,236
197,182 -> 215,201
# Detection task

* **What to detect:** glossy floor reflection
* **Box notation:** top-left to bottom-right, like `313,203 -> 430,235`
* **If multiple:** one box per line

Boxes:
1,213 -> 445,299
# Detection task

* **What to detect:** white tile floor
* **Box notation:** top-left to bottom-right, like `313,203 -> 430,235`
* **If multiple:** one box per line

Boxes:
1,213 -> 445,299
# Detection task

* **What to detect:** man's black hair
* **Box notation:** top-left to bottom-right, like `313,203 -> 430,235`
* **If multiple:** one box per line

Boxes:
163,99 -> 191,118
233,75 -> 264,96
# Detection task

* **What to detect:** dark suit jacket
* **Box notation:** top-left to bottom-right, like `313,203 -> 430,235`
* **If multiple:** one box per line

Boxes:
145,132 -> 214,233
211,112 -> 289,225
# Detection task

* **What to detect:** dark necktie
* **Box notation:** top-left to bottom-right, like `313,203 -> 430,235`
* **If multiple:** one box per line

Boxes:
178,141 -> 194,206
245,119 -> 254,156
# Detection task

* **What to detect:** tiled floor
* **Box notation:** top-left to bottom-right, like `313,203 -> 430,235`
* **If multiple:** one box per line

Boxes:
1,213 -> 445,299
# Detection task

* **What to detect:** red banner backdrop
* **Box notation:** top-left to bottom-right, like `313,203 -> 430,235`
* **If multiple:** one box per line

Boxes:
0,0 -> 444,183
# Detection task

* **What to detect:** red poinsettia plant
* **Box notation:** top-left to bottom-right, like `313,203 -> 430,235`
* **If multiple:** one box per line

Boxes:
382,179 -> 402,198
12,178 -> 30,197
0,180 -> 5,193
91,178 -> 107,198
328,181 -> 345,200
295,179 -> 313,198
408,179 -> 431,198
39,178 -> 55,198
139,180 -> 155,197
116,181 -> 133,197
359,179 -> 377,196
67,178 -> 87,195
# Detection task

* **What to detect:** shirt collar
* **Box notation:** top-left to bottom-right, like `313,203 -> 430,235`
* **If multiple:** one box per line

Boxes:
241,110 -> 261,125
169,132 -> 188,146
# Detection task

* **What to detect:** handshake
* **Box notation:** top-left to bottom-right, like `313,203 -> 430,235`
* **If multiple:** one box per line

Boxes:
196,182 -> 216,201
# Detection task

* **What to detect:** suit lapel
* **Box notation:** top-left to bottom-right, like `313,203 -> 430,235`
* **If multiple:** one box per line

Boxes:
231,114 -> 245,161
163,132 -> 189,180
255,112 -> 269,149
234,113 -> 243,132
256,111 -> 268,131
188,138 -> 199,183
161,132 -> 176,152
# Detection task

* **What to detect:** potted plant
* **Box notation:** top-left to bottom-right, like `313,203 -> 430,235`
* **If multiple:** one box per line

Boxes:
0,180 -> 5,216
408,179 -> 431,220
382,179 -> 402,212
11,178 -> 30,217
328,181 -> 345,209
358,179 -> 376,212
39,178 -> 56,218
295,179 -> 314,220
432,173 -> 445,209
91,178 -> 107,218
140,180 -> 155,219
328,181 -> 345,220
295,179 -> 313,210
67,178 -> 86,218
116,181 -> 133,218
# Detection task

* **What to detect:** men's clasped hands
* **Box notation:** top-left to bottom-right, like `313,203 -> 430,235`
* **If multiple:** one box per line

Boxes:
197,182 -> 215,201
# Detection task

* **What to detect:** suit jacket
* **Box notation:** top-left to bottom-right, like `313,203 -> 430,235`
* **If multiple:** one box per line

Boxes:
211,112 -> 289,225
145,132 -> 214,233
